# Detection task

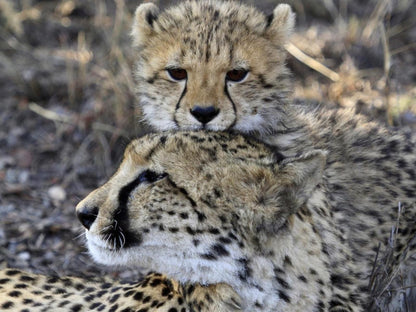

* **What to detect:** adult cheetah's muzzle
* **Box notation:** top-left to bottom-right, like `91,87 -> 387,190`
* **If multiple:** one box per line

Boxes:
77,206 -> 98,230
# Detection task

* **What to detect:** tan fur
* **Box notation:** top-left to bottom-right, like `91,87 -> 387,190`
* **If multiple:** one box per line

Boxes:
0,269 -> 241,311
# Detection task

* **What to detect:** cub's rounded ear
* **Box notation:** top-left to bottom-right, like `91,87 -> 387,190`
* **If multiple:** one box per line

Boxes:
131,3 -> 160,47
265,3 -> 295,44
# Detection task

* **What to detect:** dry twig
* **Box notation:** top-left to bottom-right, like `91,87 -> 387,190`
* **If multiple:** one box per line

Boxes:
285,42 -> 340,82
28,102 -> 130,138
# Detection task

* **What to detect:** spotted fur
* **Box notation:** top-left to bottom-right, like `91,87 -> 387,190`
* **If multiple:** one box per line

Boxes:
74,131 -> 415,311
0,269 -> 241,311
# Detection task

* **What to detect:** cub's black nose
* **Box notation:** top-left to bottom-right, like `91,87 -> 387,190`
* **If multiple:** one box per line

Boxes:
190,106 -> 219,124
77,206 -> 98,230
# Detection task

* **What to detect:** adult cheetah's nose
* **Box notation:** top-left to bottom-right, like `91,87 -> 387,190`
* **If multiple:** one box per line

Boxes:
190,106 -> 220,124
77,206 -> 98,230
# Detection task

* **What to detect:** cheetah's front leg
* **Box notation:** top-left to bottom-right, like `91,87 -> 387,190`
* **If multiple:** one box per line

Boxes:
183,283 -> 242,312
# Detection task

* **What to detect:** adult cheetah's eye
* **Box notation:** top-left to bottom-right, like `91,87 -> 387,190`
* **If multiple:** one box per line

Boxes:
226,69 -> 248,82
166,68 -> 187,81
138,170 -> 167,184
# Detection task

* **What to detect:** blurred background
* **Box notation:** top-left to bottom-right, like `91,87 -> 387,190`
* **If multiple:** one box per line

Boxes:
0,0 -> 415,309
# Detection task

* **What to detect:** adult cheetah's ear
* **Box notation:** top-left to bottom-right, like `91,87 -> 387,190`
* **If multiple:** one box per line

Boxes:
131,3 -> 160,47
265,4 -> 295,44
278,150 -> 327,211
248,150 -> 326,234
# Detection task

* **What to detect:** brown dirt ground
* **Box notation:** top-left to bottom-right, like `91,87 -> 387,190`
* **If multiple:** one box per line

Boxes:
0,0 -> 415,309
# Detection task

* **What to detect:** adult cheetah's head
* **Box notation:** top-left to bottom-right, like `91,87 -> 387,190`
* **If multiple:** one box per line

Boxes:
131,1 -> 295,135
76,131 -> 325,285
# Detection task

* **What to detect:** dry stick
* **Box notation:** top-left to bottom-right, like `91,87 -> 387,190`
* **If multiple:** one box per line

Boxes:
388,19 -> 415,38
380,22 -> 393,126
391,285 -> 416,292
285,42 -> 340,82
362,0 -> 390,41
322,0 -> 338,21
29,102 -> 73,124
28,102 -> 129,137
390,42 -> 416,56
368,243 -> 382,292
361,0 -> 394,125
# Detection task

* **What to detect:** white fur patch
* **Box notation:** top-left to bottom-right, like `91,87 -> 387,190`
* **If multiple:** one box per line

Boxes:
140,97 -> 178,130
234,114 -> 266,133
86,230 -> 282,311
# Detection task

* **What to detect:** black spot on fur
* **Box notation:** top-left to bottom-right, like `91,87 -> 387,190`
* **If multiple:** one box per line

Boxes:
278,290 -> 291,303
330,274 -> 353,289
201,253 -> 217,260
211,243 -> 229,256
283,255 -> 293,266
179,212 -> 189,219
208,228 -> 220,235
5,270 -> 20,276
134,291 -> 144,301
275,276 -> 291,289
196,210 -> 207,222
238,258 -> 252,281
2,301 -> 14,309
8,290 -> 21,297
19,275 -> 35,282
161,287 -> 171,296
71,304 -> 83,312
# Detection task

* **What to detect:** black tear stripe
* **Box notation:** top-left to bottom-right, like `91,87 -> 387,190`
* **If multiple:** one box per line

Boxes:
113,174 -> 149,247
173,84 -> 188,127
117,175 -> 144,217
223,83 -> 237,129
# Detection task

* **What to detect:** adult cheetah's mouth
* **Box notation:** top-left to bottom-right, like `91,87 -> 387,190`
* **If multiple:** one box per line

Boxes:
86,234 -> 169,268
86,230 -> 142,252
86,232 -> 116,250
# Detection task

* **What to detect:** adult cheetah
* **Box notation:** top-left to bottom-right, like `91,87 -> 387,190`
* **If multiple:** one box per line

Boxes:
75,131 -> 416,312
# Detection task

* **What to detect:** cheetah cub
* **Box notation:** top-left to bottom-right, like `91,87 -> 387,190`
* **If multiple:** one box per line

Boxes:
130,0 -> 415,158
131,0 -> 294,135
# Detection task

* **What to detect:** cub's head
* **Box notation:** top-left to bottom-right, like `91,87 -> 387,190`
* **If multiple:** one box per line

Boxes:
76,131 -> 325,285
131,1 -> 295,135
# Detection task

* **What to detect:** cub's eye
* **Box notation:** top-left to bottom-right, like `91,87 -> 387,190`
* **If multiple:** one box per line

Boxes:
226,69 -> 248,82
138,170 -> 167,184
166,68 -> 187,81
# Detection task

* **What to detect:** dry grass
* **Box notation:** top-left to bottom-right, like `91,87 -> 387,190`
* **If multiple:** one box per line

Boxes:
367,203 -> 416,311
284,0 -> 416,126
